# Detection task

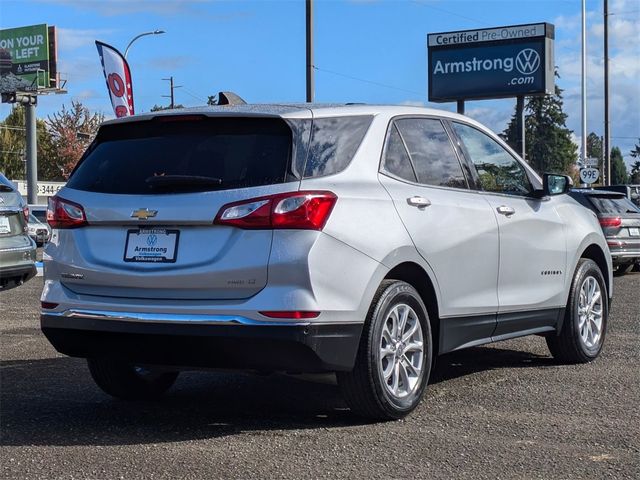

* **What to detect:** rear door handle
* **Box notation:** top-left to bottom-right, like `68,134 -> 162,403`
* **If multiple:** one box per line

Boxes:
496,205 -> 516,216
407,196 -> 431,208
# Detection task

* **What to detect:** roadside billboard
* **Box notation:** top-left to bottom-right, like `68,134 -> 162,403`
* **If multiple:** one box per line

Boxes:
0,24 -> 56,94
428,23 -> 554,102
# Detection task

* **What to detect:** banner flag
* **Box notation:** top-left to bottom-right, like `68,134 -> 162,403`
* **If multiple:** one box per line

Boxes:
95,41 -> 134,117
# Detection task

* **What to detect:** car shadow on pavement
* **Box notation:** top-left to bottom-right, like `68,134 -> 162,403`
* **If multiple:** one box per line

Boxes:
0,345 -> 555,447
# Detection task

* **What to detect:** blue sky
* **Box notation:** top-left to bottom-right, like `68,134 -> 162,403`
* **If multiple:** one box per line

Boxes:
1,0 -> 638,167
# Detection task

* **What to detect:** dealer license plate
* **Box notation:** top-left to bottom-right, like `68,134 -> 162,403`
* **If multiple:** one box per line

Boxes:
124,228 -> 179,263
629,227 -> 640,237
0,216 -> 11,234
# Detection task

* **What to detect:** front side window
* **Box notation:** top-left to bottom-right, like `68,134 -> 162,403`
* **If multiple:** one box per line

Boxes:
452,122 -> 532,196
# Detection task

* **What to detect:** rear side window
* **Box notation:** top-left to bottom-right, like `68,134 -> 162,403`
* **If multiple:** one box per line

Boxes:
589,196 -> 640,214
67,117 -> 294,194
303,116 -> 372,178
382,124 -> 417,182
395,118 -> 467,189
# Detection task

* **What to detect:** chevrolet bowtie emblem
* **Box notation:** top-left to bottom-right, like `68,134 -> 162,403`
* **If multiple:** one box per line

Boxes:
131,208 -> 158,220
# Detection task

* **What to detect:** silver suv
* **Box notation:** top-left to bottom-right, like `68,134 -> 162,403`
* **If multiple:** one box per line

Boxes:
0,173 -> 37,290
41,105 -> 612,419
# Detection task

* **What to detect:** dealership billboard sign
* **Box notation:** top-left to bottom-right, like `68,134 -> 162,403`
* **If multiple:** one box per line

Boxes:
0,23 -> 57,94
428,23 -> 554,102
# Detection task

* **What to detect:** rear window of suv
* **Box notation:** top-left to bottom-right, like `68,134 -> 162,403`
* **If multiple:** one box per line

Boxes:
67,115 -> 373,194
67,117 -> 295,195
588,196 -> 640,214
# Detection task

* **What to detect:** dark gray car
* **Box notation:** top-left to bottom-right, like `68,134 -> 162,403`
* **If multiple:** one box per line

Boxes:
0,173 -> 37,290
570,189 -> 640,275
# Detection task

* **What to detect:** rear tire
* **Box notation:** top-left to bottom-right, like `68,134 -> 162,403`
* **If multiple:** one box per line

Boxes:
87,359 -> 178,400
546,259 -> 608,364
337,280 -> 432,420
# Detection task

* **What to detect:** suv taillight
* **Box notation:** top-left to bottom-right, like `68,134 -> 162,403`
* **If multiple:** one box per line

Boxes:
214,191 -> 337,230
47,196 -> 88,229
599,217 -> 621,228
22,205 -> 29,222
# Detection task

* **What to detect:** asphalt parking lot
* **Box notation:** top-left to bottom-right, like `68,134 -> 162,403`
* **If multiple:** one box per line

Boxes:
1,273 -> 639,479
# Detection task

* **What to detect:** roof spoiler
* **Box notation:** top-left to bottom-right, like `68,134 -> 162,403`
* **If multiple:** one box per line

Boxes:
217,92 -> 247,106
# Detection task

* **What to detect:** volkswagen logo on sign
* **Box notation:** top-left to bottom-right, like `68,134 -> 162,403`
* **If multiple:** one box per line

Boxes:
147,234 -> 158,247
515,49 -> 541,75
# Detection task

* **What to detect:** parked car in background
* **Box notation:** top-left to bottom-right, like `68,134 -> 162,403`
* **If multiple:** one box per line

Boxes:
41,104 -> 612,420
594,185 -> 640,207
570,189 -> 640,276
27,213 -> 51,246
0,173 -> 37,290
28,204 -> 48,223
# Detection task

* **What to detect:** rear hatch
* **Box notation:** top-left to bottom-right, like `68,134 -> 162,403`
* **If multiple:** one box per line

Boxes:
0,206 -> 32,254
589,194 -> 640,242
51,115 -> 306,300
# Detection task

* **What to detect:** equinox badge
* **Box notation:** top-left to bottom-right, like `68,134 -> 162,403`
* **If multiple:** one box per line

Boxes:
131,208 -> 158,220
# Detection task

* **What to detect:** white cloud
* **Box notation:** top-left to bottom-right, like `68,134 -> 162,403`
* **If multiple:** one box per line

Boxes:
56,28 -> 115,51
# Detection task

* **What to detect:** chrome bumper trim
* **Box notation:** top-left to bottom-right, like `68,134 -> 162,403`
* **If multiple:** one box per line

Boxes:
0,245 -> 35,253
44,309 -> 312,327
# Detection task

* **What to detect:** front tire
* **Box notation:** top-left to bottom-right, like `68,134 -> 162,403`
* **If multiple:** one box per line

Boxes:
546,259 -> 608,363
337,280 -> 433,420
87,359 -> 179,400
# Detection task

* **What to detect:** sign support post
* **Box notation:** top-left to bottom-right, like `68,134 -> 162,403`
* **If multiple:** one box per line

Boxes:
456,100 -> 465,115
516,95 -> 525,161
22,94 -> 38,204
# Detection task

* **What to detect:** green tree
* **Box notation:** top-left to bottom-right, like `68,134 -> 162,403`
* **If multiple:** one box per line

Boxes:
586,132 -> 603,169
0,106 -> 62,181
630,161 -> 640,184
630,139 -> 640,160
502,83 -> 578,176
610,146 -> 629,185
150,103 -> 184,111
46,101 -> 104,178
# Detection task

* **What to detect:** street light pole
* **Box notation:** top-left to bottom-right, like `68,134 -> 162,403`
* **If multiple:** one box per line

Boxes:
124,30 -> 165,59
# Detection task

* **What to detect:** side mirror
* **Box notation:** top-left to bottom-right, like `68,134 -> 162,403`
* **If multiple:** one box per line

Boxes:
543,173 -> 572,196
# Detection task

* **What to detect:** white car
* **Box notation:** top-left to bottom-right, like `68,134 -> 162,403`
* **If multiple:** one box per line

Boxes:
41,104 -> 612,419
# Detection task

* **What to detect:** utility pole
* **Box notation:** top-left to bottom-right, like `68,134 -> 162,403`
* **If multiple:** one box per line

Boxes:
162,76 -> 181,109
23,94 -> 38,204
306,0 -> 314,102
604,0 -> 611,185
581,0 -> 588,171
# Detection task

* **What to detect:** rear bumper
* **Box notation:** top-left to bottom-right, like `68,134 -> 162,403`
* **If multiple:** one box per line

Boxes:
0,263 -> 37,287
41,312 -> 363,373
609,247 -> 640,264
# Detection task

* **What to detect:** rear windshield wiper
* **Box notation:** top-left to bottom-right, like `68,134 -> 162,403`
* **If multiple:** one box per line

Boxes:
145,175 -> 223,190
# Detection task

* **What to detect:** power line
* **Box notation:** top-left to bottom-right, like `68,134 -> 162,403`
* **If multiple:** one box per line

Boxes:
313,65 -> 423,96
180,86 -> 207,103
411,0 -> 491,27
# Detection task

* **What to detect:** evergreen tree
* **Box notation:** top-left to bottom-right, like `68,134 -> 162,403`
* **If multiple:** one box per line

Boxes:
610,146 -> 629,185
586,133 -> 603,168
630,161 -> 640,184
630,139 -> 640,160
502,83 -> 578,176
